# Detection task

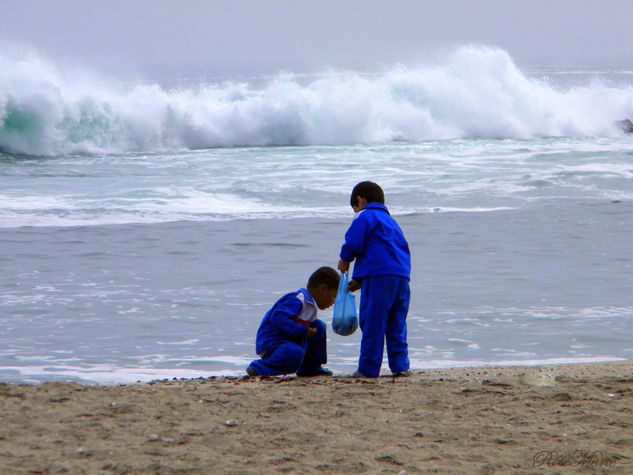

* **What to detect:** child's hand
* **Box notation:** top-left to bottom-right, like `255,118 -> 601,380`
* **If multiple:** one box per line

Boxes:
348,279 -> 361,292
306,327 -> 317,338
338,259 -> 350,273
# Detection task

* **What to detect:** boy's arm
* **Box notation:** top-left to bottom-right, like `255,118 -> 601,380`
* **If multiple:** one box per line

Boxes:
340,213 -> 371,264
268,295 -> 310,338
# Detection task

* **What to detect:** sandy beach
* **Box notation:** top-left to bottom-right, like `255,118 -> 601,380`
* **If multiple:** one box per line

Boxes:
1,361 -> 631,474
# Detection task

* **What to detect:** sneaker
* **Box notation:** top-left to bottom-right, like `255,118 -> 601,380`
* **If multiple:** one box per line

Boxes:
246,366 -> 258,377
297,367 -> 333,377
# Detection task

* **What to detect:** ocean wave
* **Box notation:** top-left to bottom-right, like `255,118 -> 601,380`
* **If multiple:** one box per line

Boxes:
2,45 -> 633,156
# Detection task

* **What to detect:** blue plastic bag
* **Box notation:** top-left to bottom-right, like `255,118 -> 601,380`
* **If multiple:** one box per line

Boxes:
332,272 -> 358,336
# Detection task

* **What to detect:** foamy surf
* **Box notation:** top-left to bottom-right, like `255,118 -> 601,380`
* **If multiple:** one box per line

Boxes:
0,356 -> 626,385
2,44 -> 633,156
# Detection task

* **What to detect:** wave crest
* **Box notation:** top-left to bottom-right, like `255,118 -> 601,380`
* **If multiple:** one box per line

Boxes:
2,45 -> 633,156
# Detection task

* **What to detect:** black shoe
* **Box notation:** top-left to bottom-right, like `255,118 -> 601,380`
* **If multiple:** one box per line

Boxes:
393,370 -> 412,378
246,366 -> 258,377
351,370 -> 369,378
297,367 -> 333,377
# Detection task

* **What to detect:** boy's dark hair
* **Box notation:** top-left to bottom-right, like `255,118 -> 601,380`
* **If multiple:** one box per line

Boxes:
307,266 -> 340,289
350,181 -> 385,207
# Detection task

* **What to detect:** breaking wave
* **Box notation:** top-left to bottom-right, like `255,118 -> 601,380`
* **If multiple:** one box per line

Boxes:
2,44 -> 633,156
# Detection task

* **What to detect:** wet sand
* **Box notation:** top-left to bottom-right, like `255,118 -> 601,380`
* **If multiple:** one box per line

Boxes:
1,361 -> 632,474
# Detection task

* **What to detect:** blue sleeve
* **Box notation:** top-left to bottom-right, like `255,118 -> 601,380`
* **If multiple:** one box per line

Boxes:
268,294 -> 309,338
340,212 -> 372,262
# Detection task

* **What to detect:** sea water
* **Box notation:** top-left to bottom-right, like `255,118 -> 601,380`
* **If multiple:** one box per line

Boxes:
2,45 -> 633,383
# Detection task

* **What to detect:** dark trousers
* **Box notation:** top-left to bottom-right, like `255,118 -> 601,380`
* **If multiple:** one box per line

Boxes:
248,319 -> 327,375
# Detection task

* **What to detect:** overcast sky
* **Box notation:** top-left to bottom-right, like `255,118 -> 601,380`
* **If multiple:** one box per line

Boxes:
1,0 -> 632,70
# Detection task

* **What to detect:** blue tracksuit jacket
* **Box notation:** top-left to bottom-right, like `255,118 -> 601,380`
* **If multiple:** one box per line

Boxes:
340,203 -> 411,279
255,288 -> 316,355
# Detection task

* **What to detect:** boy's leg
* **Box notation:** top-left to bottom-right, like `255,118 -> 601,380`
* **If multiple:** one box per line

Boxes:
297,319 -> 328,376
385,277 -> 410,374
248,341 -> 304,376
357,276 -> 392,378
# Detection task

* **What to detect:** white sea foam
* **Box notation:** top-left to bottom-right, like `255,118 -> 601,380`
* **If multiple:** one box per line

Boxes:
0,188 -> 334,228
3,44 -> 633,156
0,356 -> 626,384
0,365 -> 244,384
156,339 -> 200,345
408,356 -> 627,370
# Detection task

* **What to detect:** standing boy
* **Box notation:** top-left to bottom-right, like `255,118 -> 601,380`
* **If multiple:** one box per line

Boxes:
338,181 -> 411,378
246,267 -> 339,377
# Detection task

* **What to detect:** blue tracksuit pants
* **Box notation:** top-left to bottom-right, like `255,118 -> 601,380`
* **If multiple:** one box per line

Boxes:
248,319 -> 327,376
358,275 -> 410,377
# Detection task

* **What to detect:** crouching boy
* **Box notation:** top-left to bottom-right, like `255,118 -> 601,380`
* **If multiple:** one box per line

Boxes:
246,266 -> 339,377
